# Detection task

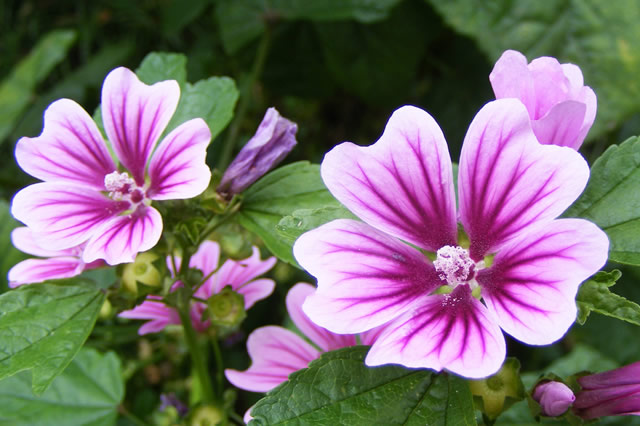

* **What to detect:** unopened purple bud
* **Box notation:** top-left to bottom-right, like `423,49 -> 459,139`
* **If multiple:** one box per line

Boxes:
218,107 -> 297,197
159,392 -> 188,417
533,381 -> 575,417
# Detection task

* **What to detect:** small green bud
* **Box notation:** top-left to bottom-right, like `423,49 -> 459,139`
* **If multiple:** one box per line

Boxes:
189,404 -> 224,426
469,358 -> 525,420
99,299 -> 112,319
122,252 -> 161,294
208,287 -> 246,328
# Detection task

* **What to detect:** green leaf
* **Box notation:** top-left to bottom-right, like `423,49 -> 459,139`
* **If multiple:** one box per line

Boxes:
276,205 -> 355,248
236,162 -> 344,266
0,201 -> 27,293
565,136 -> 640,265
0,283 -> 105,394
423,0 -> 640,138
0,29 -> 76,142
249,346 -> 476,425
135,52 -> 188,86
0,347 -> 124,425
576,270 -> 640,326
215,0 -> 402,54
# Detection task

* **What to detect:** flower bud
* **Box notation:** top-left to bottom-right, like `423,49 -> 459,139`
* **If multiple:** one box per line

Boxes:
533,381 -> 575,417
189,404 -> 224,426
122,252 -> 161,294
217,107 -> 297,198
208,286 -> 246,328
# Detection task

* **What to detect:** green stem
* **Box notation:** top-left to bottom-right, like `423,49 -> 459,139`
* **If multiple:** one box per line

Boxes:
178,304 -> 216,404
218,28 -> 272,171
211,337 -> 225,398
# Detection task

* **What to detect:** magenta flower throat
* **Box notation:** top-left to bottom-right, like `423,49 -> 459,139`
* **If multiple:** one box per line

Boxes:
294,99 -> 609,378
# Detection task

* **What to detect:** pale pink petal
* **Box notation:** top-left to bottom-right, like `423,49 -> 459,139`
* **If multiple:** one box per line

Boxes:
15,99 -> 116,190
147,118 -> 212,200
209,247 -> 276,295
101,67 -> 180,184
532,101 -> 585,148
119,297 -> 180,335
489,50 -> 537,117
365,286 -> 506,379
321,105 -> 457,252
237,278 -> 275,309
295,219 -> 441,334
11,183 -> 127,250
479,219 -> 609,345
575,86 -> 597,149
286,282 -> 357,352
244,408 -> 254,424
360,324 -> 387,346
83,206 -> 163,265
458,99 -> 590,260
528,56 -> 569,119
225,326 -> 319,393
188,241 -> 221,299
8,257 -> 83,287
11,227 -> 73,258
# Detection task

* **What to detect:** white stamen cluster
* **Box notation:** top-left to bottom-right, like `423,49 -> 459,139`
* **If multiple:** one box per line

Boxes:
104,171 -> 136,200
433,245 -> 475,286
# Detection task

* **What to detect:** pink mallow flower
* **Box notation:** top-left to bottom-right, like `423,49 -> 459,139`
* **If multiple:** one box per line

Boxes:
119,240 -> 276,334
533,381 -> 575,417
574,361 -> 640,420
490,50 -> 596,150
294,100 -> 609,379
11,67 -> 211,265
8,227 -> 104,287
225,282 -> 381,423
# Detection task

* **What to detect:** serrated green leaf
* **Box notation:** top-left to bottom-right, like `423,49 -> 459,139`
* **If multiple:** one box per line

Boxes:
0,201 -> 27,293
215,0 -> 402,54
0,347 -> 124,426
249,346 -> 476,425
576,270 -> 640,326
423,0 -> 640,139
276,205 -> 355,247
135,52 -> 188,86
565,136 -> 640,265
0,29 -> 76,142
0,283 -> 105,394
236,162 -> 341,266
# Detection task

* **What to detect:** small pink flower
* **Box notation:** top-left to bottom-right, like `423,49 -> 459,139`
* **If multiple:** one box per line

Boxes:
294,100 -> 609,378
12,67 -> 212,265
119,240 -> 276,335
8,227 -> 104,287
224,282 -> 381,423
574,361 -> 640,420
533,381 -> 575,417
490,50 -> 596,149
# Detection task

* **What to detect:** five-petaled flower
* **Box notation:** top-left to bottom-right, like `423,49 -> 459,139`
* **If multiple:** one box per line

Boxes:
225,282 -> 382,423
119,240 -> 276,334
294,99 -> 609,378
12,67 -> 212,265
490,50 -> 597,150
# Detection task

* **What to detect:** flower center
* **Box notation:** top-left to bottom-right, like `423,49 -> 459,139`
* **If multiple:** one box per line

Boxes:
433,245 -> 476,287
104,171 -> 147,206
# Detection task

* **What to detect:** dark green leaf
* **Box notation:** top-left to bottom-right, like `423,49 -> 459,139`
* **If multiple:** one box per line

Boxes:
236,162 -> 342,266
0,201 -> 27,293
0,30 -> 76,142
423,0 -> 640,138
249,346 -> 476,425
161,0 -> 211,35
276,206 -> 355,248
215,0 -> 402,54
135,52 -> 188,86
576,270 -> 640,325
0,283 -> 105,394
0,347 -> 124,425
565,136 -> 640,265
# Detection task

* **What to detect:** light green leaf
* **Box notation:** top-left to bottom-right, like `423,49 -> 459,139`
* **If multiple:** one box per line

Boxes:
236,162 -> 342,266
276,205 -> 355,248
0,283 -> 105,394
576,270 -> 640,326
0,347 -> 124,426
215,0 -> 402,53
0,30 -> 76,142
423,0 -> 640,138
0,201 -> 27,293
135,52 -> 188,86
249,346 -> 476,425
565,136 -> 640,265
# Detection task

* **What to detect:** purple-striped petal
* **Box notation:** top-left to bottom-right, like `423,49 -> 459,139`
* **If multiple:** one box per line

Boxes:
365,286 -> 506,378
11,227 -> 74,258
321,105 -> 457,252
119,296 -> 180,335
295,219 -> 441,334
15,99 -> 116,190
224,326 -> 320,393
287,282 -> 357,352
458,99 -> 590,260
11,182 -> 127,250
147,118 -> 212,200
208,247 -> 276,296
101,67 -> 179,184
83,206 -> 163,265
8,257 -> 83,287
479,219 -> 608,345
236,278 -> 275,309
